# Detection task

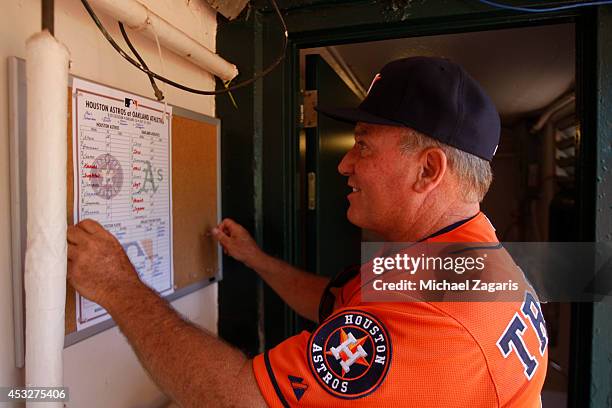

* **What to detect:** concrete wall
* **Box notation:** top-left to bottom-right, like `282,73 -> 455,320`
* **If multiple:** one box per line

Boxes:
1,0 -> 220,406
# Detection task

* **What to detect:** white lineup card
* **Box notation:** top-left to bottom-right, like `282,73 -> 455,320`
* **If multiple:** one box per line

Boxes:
72,78 -> 174,331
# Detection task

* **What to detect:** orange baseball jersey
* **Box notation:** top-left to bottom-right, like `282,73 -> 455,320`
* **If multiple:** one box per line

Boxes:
253,213 -> 548,407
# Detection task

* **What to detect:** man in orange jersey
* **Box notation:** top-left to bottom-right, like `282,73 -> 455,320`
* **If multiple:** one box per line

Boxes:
68,57 -> 547,407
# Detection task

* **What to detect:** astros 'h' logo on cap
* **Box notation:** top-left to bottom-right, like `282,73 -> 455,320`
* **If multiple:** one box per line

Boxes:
308,310 -> 392,399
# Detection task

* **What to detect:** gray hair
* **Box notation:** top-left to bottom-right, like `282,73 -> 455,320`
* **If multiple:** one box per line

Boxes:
398,128 -> 492,203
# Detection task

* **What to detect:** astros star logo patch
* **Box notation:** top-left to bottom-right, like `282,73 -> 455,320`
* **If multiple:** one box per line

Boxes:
308,310 -> 391,399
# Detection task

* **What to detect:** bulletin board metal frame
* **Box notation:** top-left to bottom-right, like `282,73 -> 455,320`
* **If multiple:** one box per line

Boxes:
8,57 -> 223,359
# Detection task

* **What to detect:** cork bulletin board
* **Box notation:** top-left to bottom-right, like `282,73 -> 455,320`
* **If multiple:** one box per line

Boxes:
63,81 -> 222,344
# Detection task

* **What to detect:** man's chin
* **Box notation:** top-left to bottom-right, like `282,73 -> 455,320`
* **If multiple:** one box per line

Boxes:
346,208 -> 365,229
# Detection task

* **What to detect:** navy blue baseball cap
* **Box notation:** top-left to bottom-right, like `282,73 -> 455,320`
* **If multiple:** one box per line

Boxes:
316,57 -> 500,161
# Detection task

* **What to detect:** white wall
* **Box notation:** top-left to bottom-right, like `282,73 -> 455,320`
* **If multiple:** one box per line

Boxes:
1,1 -> 220,407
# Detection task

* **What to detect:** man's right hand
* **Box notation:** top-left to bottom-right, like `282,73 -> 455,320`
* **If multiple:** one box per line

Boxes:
213,218 -> 329,322
212,218 -> 264,268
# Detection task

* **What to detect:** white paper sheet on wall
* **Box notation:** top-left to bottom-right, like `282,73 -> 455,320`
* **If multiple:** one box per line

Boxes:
72,78 -> 174,331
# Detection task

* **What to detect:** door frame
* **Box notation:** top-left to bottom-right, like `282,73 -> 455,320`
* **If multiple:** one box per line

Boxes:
270,6 -> 597,408
217,2 -> 608,406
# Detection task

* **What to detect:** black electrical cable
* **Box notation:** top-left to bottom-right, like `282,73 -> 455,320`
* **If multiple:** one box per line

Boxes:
119,22 -> 164,101
477,0 -> 612,12
80,0 -> 288,95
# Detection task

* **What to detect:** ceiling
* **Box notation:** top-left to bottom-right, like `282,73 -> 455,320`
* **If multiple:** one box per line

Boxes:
302,23 -> 575,124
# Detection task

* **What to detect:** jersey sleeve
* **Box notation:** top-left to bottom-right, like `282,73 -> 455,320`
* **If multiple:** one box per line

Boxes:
252,304 -> 503,408
253,331 -> 312,408
253,305 -> 395,407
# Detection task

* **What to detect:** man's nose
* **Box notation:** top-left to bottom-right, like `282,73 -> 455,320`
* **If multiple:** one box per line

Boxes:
338,149 -> 355,176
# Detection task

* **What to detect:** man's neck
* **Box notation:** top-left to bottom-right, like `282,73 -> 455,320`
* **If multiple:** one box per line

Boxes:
384,201 -> 480,242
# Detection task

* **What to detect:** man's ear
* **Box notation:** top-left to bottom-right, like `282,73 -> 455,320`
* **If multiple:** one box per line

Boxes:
413,147 -> 447,193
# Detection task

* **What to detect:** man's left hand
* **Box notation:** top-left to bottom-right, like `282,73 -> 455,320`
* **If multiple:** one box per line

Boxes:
67,219 -> 142,308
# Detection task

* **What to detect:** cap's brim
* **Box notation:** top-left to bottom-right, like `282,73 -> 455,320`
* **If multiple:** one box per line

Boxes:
315,107 -> 405,128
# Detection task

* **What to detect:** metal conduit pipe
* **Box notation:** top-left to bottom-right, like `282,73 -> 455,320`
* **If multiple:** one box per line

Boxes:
24,30 -> 70,407
42,0 -> 54,35
531,92 -> 575,134
88,0 -> 239,81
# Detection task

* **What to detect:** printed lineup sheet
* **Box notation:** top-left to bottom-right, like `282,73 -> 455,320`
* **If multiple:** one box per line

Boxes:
72,78 -> 174,331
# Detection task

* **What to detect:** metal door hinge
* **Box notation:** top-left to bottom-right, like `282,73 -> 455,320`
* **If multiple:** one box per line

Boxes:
307,172 -> 316,210
303,90 -> 317,128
